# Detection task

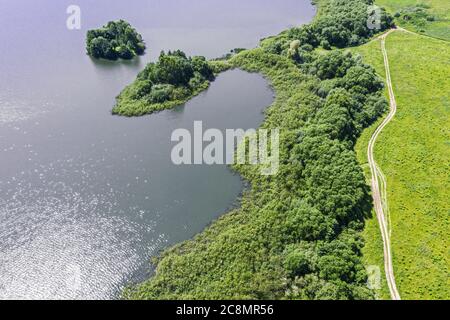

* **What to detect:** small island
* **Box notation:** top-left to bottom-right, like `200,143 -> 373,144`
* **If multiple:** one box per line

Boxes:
113,50 -> 225,116
86,20 -> 146,61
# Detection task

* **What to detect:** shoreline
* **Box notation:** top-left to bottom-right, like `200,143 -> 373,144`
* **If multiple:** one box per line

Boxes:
124,0 -> 394,300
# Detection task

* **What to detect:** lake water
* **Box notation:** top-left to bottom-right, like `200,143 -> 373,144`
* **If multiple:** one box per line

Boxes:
0,0 -> 315,299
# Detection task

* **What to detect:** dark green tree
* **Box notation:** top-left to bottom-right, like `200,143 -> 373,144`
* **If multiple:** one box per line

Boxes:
86,20 -> 146,61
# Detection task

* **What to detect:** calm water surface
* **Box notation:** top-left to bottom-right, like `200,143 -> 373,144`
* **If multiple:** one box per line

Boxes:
0,0 -> 315,299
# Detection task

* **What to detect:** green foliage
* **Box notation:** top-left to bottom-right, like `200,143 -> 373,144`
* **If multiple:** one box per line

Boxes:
395,5 -> 437,31
376,0 -> 450,41
147,84 -> 174,103
309,51 -> 357,80
121,0 -> 390,300
151,51 -> 194,86
260,0 -> 394,62
113,50 -> 215,116
191,56 -> 214,80
304,50 -> 386,137
285,0 -> 394,49
86,20 -> 146,60
124,46 -> 386,300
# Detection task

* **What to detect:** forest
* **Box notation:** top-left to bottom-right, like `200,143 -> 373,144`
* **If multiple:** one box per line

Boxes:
124,0 -> 393,300
86,20 -> 146,60
263,0 -> 393,54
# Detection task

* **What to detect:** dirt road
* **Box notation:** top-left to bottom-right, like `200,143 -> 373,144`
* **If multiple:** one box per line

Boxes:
367,29 -> 401,300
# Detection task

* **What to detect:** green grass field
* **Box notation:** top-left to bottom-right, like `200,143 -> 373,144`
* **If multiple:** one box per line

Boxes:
353,31 -> 450,300
376,0 -> 450,40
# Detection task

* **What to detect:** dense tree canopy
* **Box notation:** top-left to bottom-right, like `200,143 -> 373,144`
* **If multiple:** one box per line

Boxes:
86,20 -> 146,60
263,0 -> 394,53
311,0 -> 393,48
113,51 -> 215,116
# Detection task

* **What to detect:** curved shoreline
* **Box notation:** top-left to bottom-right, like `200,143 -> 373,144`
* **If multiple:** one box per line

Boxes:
124,0 -> 394,300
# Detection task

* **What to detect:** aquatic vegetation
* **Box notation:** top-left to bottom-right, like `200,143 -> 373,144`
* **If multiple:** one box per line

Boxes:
86,20 -> 146,60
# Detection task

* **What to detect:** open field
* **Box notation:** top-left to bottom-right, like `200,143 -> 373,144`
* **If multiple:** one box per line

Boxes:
354,30 -> 450,300
376,0 -> 450,40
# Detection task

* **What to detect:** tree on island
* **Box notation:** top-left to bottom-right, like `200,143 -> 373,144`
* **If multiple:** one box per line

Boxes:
86,20 -> 146,61
113,50 -> 217,116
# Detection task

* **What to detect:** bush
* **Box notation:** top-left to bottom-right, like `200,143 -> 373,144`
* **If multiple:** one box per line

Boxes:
87,37 -> 116,60
309,51 -> 357,80
130,80 -> 153,100
284,249 -> 311,277
117,45 -> 134,60
395,5 -> 436,30
321,40 -> 331,50
153,53 -> 194,86
148,84 -> 174,103
191,56 -> 214,80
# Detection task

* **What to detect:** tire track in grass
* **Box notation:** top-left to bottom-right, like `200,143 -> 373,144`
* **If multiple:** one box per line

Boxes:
367,29 -> 401,300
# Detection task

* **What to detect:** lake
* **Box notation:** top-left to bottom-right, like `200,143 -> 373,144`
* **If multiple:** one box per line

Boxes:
0,0 -> 315,299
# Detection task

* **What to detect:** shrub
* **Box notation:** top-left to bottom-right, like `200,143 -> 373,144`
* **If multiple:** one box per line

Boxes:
286,0 -> 394,49
130,80 -> 153,100
148,84 -> 174,103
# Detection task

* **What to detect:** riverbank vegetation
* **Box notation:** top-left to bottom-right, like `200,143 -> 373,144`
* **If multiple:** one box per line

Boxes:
113,50 -> 217,116
261,0 -> 393,54
354,30 -> 450,300
86,20 -> 146,60
124,0 -> 394,300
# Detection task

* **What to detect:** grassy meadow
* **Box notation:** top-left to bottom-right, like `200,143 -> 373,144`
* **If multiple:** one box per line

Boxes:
354,31 -> 450,300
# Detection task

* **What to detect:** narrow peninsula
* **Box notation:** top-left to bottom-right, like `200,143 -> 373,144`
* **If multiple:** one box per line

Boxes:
113,50 -> 224,116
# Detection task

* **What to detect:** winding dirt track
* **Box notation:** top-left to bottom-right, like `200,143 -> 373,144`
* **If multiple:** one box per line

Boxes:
367,29 -> 401,300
